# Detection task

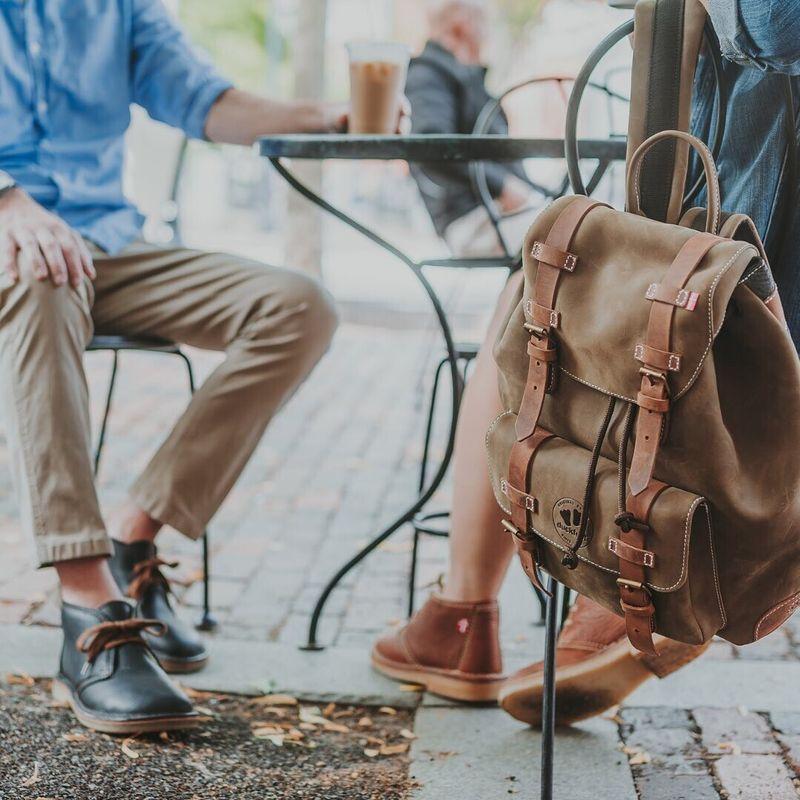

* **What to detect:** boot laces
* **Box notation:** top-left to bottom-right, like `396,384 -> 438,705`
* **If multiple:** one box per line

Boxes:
126,557 -> 180,601
76,618 -> 167,664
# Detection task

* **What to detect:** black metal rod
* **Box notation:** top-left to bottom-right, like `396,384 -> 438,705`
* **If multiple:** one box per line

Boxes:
94,350 -> 119,476
177,349 -> 218,633
541,574 -> 560,800
407,528 -> 421,618
418,356 -> 448,495
269,158 -> 463,651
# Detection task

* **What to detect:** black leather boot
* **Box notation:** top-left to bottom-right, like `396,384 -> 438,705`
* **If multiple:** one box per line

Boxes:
55,600 -> 201,734
109,539 -> 208,673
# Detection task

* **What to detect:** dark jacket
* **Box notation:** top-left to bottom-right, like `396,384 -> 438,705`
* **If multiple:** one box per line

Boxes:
406,40 -> 528,236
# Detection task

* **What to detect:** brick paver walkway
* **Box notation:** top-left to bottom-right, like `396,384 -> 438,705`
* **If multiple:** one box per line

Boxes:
0,316 -> 798,799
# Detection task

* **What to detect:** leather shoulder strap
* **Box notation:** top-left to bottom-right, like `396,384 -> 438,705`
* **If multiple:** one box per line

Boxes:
626,0 -> 707,224
516,196 -> 605,441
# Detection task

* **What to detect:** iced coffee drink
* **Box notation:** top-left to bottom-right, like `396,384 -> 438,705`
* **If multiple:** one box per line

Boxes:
347,42 -> 410,134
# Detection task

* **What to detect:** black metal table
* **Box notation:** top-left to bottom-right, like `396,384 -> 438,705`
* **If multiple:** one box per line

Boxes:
257,133 -> 627,653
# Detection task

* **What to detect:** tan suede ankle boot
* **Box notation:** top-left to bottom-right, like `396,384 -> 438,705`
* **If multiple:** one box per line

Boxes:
371,594 -> 505,702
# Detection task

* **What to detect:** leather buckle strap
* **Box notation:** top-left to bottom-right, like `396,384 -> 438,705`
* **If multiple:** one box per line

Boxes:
531,240 -> 578,272
500,478 -> 538,512
636,391 -> 671,414
524,298 -> 561,329
527,339 -> 558,363
634,343 -> 682,373
609,537 -> 655,568
645,282 -> 700,311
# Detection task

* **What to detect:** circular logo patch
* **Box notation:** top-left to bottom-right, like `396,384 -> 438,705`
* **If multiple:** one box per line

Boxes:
552,498 -> 591,547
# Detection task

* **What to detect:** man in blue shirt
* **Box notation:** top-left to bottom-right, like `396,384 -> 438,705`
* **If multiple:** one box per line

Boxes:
0,1 -> 351,732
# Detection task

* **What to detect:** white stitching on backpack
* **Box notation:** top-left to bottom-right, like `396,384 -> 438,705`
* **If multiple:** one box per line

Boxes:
754,593 -> 800,640
485,410 -> 514,515
705,506 -> 727,627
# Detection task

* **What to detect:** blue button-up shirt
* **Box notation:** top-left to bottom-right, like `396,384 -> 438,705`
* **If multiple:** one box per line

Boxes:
0,0 -> 231,254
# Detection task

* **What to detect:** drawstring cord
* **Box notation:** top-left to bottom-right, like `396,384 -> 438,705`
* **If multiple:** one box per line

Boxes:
562,396 -> 618,569
613,402 -> 650,534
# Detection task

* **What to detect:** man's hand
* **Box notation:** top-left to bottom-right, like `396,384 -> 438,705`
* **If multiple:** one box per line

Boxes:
0,189 -> 95,287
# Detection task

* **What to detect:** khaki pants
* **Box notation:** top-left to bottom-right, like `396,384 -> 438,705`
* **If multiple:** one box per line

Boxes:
0,242 -> 337,567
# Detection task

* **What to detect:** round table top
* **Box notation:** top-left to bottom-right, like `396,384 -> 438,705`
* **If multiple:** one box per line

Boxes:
257,134 -> 627,162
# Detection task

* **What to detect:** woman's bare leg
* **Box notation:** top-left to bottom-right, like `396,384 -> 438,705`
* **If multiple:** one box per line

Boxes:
440,272 -> 522,603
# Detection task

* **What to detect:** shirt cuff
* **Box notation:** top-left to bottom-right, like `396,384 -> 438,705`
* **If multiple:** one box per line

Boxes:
182,75 -> 234,141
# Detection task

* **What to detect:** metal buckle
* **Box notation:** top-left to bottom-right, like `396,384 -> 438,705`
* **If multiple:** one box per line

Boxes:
523,322 -> 549,339
524,495 -> 537,512
638,366 -> 668,385
617,577 -> 646,592
501,519 -> 534,543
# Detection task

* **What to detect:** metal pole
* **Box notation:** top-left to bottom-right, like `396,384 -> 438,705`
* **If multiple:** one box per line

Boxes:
540,574 -> 560,800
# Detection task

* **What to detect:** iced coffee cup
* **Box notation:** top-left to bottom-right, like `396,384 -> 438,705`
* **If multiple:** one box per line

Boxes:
346,42 -> 410,134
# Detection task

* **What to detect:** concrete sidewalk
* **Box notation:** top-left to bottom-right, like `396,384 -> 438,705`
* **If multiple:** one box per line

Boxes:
0,320 -> 799,799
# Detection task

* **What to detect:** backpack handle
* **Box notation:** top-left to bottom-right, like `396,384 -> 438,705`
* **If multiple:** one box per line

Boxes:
627,129 -> 721,236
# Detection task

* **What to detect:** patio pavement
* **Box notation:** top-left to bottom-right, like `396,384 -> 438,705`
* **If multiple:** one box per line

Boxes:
0,312 -> 798,799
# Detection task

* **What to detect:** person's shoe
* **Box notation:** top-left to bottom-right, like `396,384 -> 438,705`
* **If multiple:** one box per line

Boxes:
54,600 -> 203,734
109,539 -> 208,673
498,596 -> 711,726
371,594 -> 505,702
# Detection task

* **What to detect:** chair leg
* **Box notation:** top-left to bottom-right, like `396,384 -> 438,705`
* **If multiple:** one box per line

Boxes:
560,587 -> 573,631
94,351 -> 119,476
418,356 -> 449,495
176,351 -> 218,632
532,581 -> 548,626
407,527 -> 422,619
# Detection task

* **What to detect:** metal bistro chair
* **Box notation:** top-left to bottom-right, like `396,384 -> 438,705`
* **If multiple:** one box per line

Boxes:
407,75 -> 630,621
88,138 -> 217,632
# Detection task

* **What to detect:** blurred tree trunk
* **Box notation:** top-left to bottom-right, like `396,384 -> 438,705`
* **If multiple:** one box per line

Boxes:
287,0 -> 327,277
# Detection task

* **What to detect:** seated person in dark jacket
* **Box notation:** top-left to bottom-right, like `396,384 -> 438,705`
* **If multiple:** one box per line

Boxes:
406,0 -> 536,256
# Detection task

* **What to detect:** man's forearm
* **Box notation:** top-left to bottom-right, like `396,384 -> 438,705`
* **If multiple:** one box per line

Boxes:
204,88 -> 339,146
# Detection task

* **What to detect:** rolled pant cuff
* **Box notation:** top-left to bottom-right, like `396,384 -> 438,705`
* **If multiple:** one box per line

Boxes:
38,533 -> 112,569
129,486 -> 205,541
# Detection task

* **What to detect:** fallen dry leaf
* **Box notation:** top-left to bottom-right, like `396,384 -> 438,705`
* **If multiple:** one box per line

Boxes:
21,762 -> 40,787
715,741 -> 743,756
357,716 -> 373,728
62,733 -> 88,743
299,706 -> 327,725
323,721 -> 350,734
398,683 -> 424,693
379,743 -> 409,756
121,737 -> 140,759
252,725 -> 283,737
253,693 -> 298,706
400,729 -> 417,740
7,672 -> 34,687
364,748 -> 380,758
194,705 -> 215,717
322,702 -> 336,717
621,746 -> 651,766
378,706 -> 397,716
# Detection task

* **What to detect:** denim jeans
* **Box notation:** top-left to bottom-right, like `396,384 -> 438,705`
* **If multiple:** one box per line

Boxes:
694,0 -> 800,349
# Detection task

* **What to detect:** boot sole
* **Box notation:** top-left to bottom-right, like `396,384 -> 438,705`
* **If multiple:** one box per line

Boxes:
157,654 -> 209,674
498,637 -> 710,726
52,679 -> 206,735
371,649 -> 504,703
